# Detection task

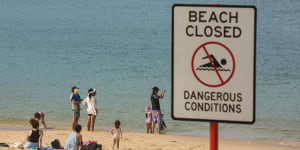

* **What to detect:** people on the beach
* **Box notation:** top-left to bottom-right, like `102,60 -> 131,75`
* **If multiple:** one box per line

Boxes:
150,87 -> 166,134
82,88 -> 98,131
24,118 -> 43,149
65,124 -> 83,150
145,106 -> 152,133
70,86 -> 82,130
34,112 -> 47,129
111,120 -> 122,149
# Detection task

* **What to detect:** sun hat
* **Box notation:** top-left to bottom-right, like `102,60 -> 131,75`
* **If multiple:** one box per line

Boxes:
145,106 -> 152,112
88,88 -> 97,94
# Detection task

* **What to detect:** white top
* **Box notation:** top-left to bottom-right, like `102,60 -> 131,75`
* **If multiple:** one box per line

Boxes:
82,96 -> 98,116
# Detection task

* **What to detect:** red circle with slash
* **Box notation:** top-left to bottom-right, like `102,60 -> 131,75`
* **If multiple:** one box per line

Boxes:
191,41 -> 235,87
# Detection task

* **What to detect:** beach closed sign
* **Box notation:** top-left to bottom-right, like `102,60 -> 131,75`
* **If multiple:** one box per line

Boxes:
172,4 -> 256,124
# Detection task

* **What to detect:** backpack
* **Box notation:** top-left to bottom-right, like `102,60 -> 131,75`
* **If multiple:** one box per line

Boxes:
80,143 -> 102,150
0,143 -> 9,147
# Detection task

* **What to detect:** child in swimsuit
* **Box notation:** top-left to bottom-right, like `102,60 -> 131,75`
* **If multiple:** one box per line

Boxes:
111,120 -> 122,149
145,106 -> 152,133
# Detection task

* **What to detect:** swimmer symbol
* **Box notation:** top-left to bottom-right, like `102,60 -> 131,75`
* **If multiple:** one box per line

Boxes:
196,55 -> 230,72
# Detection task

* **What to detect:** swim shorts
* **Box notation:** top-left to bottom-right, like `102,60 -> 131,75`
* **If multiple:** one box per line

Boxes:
73,110 -> 80,118
152,110 -> 162,124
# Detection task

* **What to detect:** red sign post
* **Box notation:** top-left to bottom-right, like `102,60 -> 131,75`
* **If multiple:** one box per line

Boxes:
210,122 -> 218,150
209,4 -> 220,150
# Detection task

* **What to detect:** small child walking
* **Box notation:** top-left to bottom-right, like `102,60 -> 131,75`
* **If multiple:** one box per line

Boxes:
145,106 -> 152,133
111,120 -> 122,149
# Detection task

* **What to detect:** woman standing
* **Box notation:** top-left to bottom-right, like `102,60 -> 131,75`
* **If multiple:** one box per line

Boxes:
82,88 -> 98,131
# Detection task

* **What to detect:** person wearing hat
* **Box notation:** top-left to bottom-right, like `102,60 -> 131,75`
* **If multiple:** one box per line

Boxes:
82,88 -> 98,131
70,86 -> 83,130
145,106 -> 152,133
150,87 -> 166,134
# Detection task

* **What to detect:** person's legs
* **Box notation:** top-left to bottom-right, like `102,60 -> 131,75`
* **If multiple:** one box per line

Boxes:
156,111 -> 161,134
147,124 -> 152,133
24,142 -> 38,148
146,124 -> 149,133
113,139 -> 116,149
86,115 -> 91,131
39,112 -> 47,129
157,124 -> 161,134
72,117 -> 78,130
72,111 -> 80,129
116,139 -> 120,149
91,115 -> 96,131
149,124 -> 153,133
151,111 -> 158,134
151,123 -> 155,134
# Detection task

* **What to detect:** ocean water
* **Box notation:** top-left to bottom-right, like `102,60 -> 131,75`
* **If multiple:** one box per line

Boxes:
0,0 -> 299,143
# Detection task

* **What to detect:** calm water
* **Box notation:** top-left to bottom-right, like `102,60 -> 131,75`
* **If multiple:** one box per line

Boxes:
0,0 -> 299,143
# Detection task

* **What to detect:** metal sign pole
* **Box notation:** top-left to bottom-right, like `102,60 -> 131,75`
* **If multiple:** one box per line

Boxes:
210,122 -> 218,150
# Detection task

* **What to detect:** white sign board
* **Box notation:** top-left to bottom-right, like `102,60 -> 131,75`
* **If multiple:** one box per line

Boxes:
172,4 -> 256,124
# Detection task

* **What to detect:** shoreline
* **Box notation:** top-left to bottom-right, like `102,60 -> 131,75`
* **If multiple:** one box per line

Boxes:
0,125 -> 299,149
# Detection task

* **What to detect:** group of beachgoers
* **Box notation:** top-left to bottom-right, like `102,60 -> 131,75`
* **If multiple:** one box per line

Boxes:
22,86 -> 166,150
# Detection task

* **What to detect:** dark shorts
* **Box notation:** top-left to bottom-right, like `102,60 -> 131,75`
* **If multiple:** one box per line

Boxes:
88,114 -> 92,116
73,110 -> 80,118
152,110 -> 162,124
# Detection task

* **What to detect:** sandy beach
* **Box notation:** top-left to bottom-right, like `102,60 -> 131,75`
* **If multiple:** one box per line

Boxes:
0,128 -> 299,150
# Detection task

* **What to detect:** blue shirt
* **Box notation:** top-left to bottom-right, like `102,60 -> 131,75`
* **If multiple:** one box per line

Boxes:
72,94 -> 81,102
65,132 -> 79,150
70,94 -> 81,111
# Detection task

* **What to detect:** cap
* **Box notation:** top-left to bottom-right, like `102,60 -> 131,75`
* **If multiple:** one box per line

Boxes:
152,86 -> 159,91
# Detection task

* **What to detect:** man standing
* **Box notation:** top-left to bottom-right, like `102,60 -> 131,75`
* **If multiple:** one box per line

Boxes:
70,86 -> 82,130
150,87 -> 166,134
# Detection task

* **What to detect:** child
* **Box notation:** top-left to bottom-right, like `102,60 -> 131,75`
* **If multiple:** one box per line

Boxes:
145,106 -> 152,133
82,88 -> 98,131
72,88 -> 82,111
111,120 -> 122,149
24,118 -> 43,149
34,112 -> 47,129
65,124 -> 83,150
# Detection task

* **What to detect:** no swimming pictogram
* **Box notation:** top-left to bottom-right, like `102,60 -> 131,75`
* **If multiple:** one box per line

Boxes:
191,41 -> 235,87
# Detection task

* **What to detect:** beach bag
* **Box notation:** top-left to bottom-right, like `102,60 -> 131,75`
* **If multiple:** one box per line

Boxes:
51,139 -> 62,149
88,143 -> 102,150
0,143 -> 9,147
80,142 -> 102,150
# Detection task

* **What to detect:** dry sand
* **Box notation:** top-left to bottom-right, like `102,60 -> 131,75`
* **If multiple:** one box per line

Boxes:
0,129 -> 299,150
